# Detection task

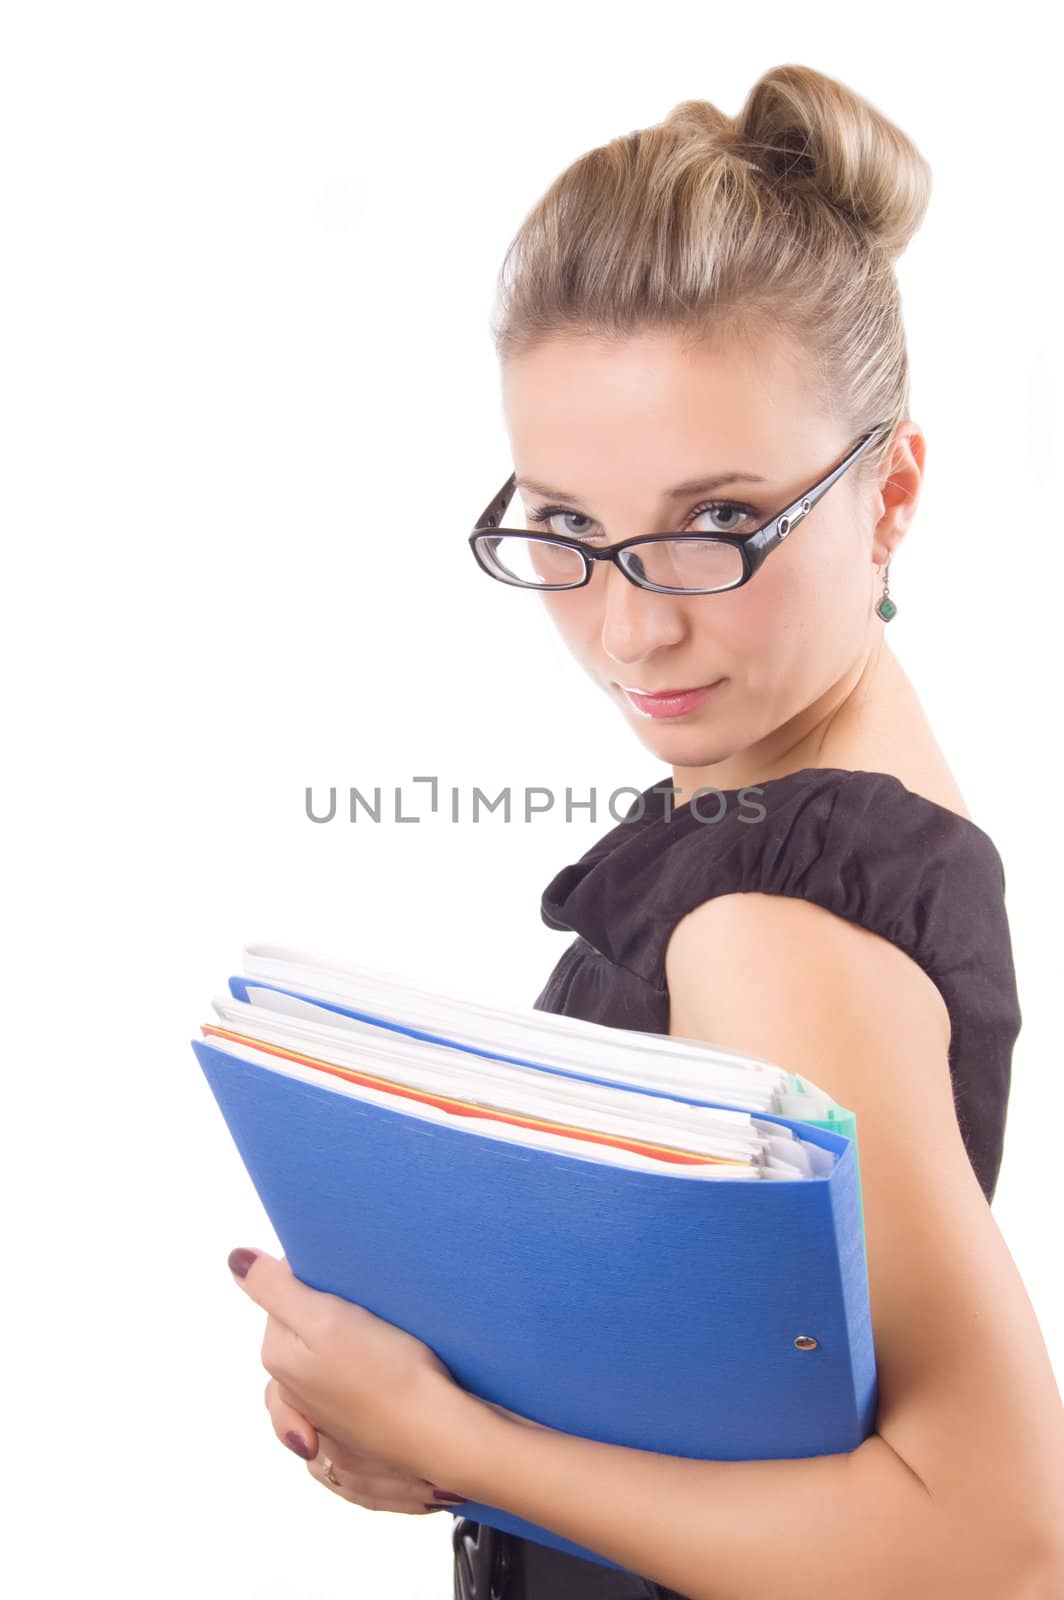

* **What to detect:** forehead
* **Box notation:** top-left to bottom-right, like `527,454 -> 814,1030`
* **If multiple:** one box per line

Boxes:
501,327 -> 817,476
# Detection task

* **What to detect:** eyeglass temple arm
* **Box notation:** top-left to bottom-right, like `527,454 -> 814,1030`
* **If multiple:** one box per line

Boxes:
474,426 -> 891,540
743,424 -> 892,560
473,475 -> 517,534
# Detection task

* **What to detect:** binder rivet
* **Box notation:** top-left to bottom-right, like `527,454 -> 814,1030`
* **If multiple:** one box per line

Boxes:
794,1335 -> 819,1351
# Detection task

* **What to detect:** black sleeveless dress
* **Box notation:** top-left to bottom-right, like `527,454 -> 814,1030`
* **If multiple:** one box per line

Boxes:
452,766 -> 1023,1600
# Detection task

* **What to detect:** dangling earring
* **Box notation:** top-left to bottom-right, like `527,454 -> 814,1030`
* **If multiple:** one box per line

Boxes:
875,559 -> 897,622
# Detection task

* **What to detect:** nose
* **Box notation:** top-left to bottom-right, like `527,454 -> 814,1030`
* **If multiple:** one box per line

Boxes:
597,557 -> 687,667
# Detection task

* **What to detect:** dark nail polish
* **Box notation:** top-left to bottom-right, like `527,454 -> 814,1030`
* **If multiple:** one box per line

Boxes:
432,1490 -> 466,1502
285,1431 -> 313,1459
422,1502 -> 446,1512
228,1247 -> 258,1278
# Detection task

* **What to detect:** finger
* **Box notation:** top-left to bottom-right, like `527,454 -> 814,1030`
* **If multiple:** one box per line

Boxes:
227,1247 -> 322,1339
304,1425 -> 436,1489
302,1425 -> 446,1508
228,1247 -> 363,1352
264,1376 -> 319,1461
308,1461 -> 455,1515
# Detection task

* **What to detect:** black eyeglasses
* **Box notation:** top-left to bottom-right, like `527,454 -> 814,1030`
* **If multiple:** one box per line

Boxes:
469,424 -> 892,595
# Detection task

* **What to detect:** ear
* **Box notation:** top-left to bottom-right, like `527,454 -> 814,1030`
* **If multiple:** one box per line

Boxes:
870,421 -> 925,566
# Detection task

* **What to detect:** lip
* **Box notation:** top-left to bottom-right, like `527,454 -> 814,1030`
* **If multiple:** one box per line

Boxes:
617,679 -> 725,719
619,683 -> 718,696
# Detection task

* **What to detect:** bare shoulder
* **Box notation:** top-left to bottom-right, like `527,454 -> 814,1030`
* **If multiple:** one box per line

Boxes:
664,890 -> 954,1152
664,892 -> 1064,1560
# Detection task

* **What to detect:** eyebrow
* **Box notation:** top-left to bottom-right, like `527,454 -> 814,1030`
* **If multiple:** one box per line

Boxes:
513,470 -> 770,503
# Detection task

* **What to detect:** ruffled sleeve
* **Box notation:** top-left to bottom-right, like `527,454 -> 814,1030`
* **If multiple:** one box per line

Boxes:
538,768 -> 1022,1201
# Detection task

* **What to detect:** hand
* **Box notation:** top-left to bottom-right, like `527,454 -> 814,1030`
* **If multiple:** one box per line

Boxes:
265,1378 -> 463,1514
227,1246 -> 471,1489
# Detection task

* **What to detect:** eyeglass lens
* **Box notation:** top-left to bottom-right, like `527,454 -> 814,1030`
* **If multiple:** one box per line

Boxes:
479,535 -> 746,593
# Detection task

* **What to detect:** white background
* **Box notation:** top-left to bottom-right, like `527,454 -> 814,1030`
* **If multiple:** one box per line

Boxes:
3,3 -> 1060,1595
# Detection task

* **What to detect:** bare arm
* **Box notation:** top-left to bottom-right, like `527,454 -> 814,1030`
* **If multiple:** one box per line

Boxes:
423,892 -> 1064,1600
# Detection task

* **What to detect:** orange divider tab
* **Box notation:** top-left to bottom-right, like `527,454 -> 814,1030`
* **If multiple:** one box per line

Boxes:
200,1024 -> 749,1169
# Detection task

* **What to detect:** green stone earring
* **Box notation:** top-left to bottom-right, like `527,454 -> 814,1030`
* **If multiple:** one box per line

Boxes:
875,559 -> 897,622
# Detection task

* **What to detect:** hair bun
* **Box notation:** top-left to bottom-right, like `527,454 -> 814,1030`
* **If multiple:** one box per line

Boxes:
734,63 -> 931,260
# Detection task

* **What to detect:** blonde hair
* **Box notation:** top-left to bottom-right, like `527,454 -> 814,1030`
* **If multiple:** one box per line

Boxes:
490,64 -> 932,483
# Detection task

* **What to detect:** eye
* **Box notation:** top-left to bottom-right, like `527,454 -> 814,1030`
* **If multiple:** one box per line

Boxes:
686,500 -> 759,535
525,500 -> 761,541
525,506 -> 599,541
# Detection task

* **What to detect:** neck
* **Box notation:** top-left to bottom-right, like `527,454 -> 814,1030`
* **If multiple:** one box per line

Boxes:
668,637 -> 916,805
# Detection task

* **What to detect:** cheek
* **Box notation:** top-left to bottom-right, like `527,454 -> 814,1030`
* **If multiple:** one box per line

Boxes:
540,593 -> 598,658
700,552 -> 851,676
764,545 -> 869,673
692,573 -> 794,656
762,538 -> 857,623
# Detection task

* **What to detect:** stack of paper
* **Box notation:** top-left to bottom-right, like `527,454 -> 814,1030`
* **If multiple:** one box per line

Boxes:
192,942 -> 875,1575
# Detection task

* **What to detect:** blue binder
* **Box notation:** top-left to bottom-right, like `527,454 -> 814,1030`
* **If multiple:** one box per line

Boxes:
193,983 -> 876,1576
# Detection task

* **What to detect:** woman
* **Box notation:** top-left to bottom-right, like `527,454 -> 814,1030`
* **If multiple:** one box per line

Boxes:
226,63 -> 1064,1599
